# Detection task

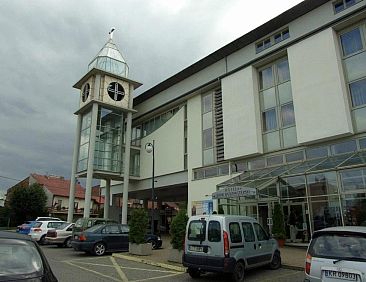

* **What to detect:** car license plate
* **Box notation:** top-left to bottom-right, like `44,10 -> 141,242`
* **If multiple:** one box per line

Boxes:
189,245 -> 203,252
323,270 -> 357,281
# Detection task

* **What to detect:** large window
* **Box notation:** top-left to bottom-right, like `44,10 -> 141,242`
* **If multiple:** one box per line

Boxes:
259,58 -> 297,152
78,111 -> 92,172
202,92 -> 215,165
340,23 -> 366,132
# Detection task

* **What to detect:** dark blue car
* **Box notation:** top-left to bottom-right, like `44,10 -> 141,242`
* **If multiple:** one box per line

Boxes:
71,223 -> 162,256
16,221 -> 37,235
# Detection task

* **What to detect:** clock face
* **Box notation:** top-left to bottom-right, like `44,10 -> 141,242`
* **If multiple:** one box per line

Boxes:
82,83 -> 90,102
107,82 -> 125,101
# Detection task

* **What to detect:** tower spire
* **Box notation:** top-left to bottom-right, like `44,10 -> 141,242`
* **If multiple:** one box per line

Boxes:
109,27 -> 115,39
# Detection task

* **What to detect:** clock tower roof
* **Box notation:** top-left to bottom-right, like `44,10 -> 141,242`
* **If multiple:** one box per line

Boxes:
88,36 -> 129,78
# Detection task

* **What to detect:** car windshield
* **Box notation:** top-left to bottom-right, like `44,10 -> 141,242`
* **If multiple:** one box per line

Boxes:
85,225 -> 103,233
0,239 -> 43,279
75,219 -> 84,228
309,232 -> 366,261
188,220 -> 207,241
33,222 -> 42,228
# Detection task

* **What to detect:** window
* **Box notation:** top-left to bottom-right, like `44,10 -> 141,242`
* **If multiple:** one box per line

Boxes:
242,222 -> 255,242
188,220 -> 206,241
259,57 -> 297,151
202,92 -> 215,166
107,82 -> 125,101
333,0 -> 362,14
340,23 -> 366,132
229,222 -> 242,243
82,83 -> 90,102
208,221 -> 221,242
306,146 -> 329,159
331,140 -> 357,155
256,28 -> 290,53
253,223 -> 269,241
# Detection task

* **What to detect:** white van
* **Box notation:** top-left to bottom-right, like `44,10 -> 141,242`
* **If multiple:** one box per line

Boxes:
183,215 -> 281,282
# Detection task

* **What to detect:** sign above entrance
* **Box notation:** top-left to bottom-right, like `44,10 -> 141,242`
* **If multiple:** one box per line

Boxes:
212,186 -> 257,199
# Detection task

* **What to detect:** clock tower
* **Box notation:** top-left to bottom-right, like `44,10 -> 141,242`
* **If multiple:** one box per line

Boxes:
67,30 -> 142,224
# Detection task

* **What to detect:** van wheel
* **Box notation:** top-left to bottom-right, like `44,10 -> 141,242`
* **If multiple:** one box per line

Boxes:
93,242 -> 106,256
232,262 -> 245,282
269,251 -> 281,270
188,268 -> 201,278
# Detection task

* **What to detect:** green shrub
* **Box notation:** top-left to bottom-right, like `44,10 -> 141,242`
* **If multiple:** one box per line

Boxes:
170,209 -> 188,251
272,203 -> 286,240
129,208 -> 148,244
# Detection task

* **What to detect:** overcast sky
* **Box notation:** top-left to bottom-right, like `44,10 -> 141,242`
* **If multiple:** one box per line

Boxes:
0,0 -> 303,194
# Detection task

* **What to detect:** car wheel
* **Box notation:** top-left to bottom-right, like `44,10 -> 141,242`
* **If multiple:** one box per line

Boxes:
39,235 -> 46,245
64,237 -> 72,248
188,268 -> 201,278
232,261 -> 245,282
269,251 -> 281,270
147,239 -> 158,250
93,242 -> 106,256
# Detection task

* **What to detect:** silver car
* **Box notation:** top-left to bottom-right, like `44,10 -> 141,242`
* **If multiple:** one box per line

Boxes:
45,222 -> 74,248
305,226 -> 366,282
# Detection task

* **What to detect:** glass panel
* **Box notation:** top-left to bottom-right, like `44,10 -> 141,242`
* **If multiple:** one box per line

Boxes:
194,169 -> 204,180
231,162 -> 247,173
262,109 -> 277,131
256,43 -> 263,53
261,87 -> 276,110
202,112 -> 213,130
338,152 -> 366,168
202,94 -> 213,114
274,33 -> 282,44
341,193 -> 366,226
283,29 -> 290,40
353,106 -> 366,132
283,126 -> 298,148
334,1 -> 344,13
306,146 -> 329,160
350,79 -> 366,107
259,67 -> 274,90
308,154 -> 353,172
204,167 -> 218,178
277,59 -> 290,83
360,138 -> 366,149
263,131 -> 281,152
203,128 -> 213,149
219,164 -> 229,175
345,0 -> 356,7
341,168 -> 366,192
263,39 -> 271,49
344,52 -> 366,82
340,27 -> 363,56
281,103 -> 295,127
331,140 -> 357,155
310,196 -> 342,231
203,148 -> 214,165
249,158 -> 266,170
278,81 -> 292,105
267,155 -> 283,166
280,175 -> 306,198
284,159 -> 324,175
307,172 -> 339,196
285,150 -> 303,163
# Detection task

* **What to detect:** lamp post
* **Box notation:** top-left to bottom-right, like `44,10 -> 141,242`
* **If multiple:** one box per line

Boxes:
145,140 -> 155,235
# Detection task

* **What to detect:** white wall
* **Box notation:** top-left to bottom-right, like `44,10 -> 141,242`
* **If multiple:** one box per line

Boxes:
139,107 -> 185,179
187,94 -> 202,171
288,27 -> 353,144
222,66 -> 263,159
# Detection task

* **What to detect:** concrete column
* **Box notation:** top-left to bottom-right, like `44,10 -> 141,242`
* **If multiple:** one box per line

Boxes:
67,114 -> 82,223
104,179 -> 111,218
122,111 -> 132,224
84,103 -> 99,218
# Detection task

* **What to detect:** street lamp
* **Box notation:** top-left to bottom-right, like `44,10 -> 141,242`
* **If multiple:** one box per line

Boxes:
145,140 -> 155,235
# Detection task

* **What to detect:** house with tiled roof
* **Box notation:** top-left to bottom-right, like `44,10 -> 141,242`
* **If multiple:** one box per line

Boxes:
7,174 -> 104,221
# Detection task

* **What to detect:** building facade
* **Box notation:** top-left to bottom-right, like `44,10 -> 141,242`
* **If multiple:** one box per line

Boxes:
94,0 -> 366,240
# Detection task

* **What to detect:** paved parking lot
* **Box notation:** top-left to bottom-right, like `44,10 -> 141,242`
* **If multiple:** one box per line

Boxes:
41,245 -> 305,282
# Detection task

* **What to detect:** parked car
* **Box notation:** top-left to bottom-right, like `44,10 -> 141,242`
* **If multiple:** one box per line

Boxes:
45,222 -> 74,248
72,217 -> 117,239
183,215 -> 281,281
304,226 -> 366,282
72,223 -> 163,256
29,220 -> 65,245
0,231 -> 57,281
72,223 -> 129,256
35,217 -> 62,221
16,220 -> 37,235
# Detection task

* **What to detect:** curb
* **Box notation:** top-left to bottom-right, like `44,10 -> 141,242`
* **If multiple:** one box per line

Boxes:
282,264 -> 304,272
112,253 -> 186,273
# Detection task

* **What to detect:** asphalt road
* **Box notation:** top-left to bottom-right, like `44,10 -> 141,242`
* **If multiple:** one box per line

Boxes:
41,245 -> 305,282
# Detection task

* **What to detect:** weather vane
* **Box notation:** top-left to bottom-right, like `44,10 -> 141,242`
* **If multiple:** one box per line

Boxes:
109,27 -> 115,39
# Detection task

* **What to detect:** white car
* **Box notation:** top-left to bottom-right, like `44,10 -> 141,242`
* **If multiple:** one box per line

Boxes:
305,226 -> 366,282
28,220 -> 65,244
35,217 -> 62,221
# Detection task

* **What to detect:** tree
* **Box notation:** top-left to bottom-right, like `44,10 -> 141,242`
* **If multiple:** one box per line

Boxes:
6,183 -> 47,226
272,203 -> 286,240
170,209 -> 188,251
129,208 -> 148,244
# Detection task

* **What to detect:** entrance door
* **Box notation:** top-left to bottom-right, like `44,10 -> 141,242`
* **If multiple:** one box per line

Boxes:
258,204 -> 269,233
283,202 -> 310,242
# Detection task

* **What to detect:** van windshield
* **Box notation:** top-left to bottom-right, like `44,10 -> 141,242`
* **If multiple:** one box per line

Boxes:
188,220 -> 206,241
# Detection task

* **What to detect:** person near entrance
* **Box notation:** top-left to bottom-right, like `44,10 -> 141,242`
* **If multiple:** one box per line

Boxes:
288,208 -> 298,242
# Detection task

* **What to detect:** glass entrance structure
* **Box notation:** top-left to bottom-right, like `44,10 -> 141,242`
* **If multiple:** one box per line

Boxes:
216,151 -> 366,241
